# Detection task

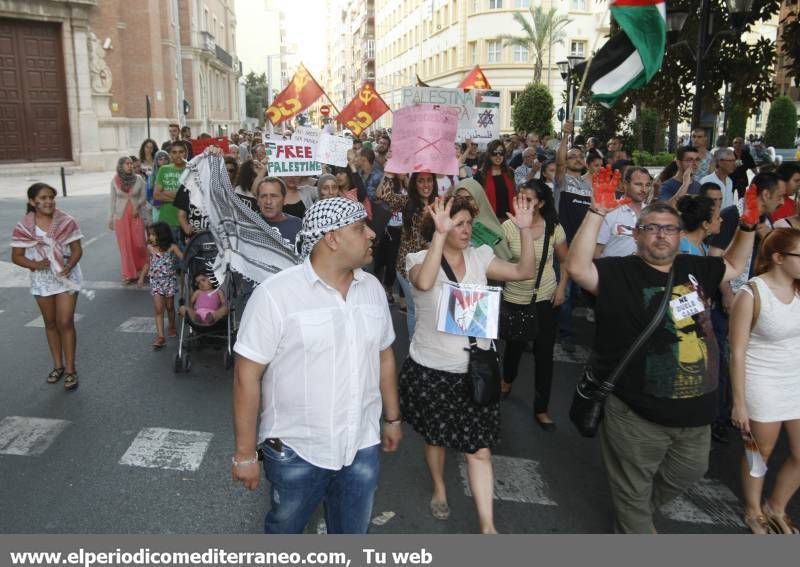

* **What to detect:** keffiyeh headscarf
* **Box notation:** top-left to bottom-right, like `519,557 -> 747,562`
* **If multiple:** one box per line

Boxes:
296,197 -> 368,258
115,157 -> 137,193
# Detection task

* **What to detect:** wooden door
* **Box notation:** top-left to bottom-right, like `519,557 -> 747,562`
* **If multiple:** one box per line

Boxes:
0,18 -> 71,162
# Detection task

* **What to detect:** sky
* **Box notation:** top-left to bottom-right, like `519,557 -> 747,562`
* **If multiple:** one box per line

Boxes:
235,0 -> 326,77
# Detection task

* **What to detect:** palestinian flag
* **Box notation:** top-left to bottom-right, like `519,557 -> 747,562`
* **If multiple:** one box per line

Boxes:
575,0 -> 666,107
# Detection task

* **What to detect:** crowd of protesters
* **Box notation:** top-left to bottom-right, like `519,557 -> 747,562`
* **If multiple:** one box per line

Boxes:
10,117 -> 800,536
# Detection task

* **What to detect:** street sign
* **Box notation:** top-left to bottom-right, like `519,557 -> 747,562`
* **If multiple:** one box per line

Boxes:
320,105 -> 330,116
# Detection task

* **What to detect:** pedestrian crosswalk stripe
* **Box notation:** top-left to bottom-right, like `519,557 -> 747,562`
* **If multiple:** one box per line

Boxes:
660,478 -> 746,528
0,416 -> 70,456
117,317 -> 157,333
119,427 -> 213,472
25,313 -> 84,328
460,455 -> 557,505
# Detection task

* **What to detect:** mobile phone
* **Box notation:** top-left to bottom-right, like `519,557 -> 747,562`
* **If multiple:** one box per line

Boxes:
265,438 -> 283,452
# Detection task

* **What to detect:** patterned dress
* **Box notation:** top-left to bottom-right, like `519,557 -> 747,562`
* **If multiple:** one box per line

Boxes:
148,248 -> 177,297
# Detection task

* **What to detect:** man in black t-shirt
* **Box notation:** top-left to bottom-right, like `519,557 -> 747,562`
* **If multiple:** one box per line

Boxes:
566,173 -> 757,534
174,184 -> 209,244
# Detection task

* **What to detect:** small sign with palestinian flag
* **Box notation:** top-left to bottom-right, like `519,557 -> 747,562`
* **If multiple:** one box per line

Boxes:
575,0 -> 666,107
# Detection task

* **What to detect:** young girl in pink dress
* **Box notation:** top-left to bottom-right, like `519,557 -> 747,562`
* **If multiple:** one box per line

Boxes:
179,273 -> 228,325
138,222 -> 183,349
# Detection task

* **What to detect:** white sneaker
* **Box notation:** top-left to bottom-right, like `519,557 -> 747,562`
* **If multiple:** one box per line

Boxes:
585,308 -> 595,323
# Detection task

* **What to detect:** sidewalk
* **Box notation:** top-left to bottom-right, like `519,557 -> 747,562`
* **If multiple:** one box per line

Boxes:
0,170 -> 116,201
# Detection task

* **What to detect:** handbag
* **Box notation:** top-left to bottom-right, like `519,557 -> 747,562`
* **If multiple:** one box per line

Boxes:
499,224 -> 550,342
569,265 -> 675,438
440,256 -> 501,407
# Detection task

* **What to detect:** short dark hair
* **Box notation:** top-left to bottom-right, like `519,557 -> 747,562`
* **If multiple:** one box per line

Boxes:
676,146 -> 698,161
638,202 -> 682,227
623,166 -> 651,183
359,147 -> 375,165
26,182 -> 57,213
257,176 -> 287,197
168,123 -> 180,129
751,171 -> 781,195
170,140 -> 187,151
699,182 -> 723,198
420,196 -> 478,242
676,195 -> 715,232
776,162 -> 800,182
586,153 -> 603,167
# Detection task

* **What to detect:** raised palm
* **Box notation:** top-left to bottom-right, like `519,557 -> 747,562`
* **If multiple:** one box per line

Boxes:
592,165 -> 629,213
427,197 -> 454,235
507,193 -> 534,229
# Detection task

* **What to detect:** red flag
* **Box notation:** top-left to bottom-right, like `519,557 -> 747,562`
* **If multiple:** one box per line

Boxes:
457,65 -> 492,91
335,81 -> 390,136
265,64 -> 325,126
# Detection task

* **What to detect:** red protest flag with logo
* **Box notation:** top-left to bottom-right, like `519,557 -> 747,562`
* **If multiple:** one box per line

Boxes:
336,81 -> 390,136
265,64 -> 325,126
458,65 -> 491,91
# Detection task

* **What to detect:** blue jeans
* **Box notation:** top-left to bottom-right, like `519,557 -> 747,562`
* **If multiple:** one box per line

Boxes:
711,306 -> 731,423
395,272 -> 416,337
260,442 -> 380,534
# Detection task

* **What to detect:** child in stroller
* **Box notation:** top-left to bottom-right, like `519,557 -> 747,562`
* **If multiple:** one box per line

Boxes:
179,272 -> 228,325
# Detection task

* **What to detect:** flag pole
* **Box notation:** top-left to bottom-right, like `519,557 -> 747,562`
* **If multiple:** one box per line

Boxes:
323,92 -> 342,117
568,4 -> 612,122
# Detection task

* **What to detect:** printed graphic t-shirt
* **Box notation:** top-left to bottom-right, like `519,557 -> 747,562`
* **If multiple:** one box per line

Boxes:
593,254 -> 726,427
155,164 -> 185,228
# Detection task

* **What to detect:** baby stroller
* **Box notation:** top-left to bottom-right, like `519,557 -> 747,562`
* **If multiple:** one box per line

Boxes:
174,230 -> 238,373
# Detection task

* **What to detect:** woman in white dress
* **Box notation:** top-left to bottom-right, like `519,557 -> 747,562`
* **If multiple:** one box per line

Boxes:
11,183 -> 84,391
730,227 -> 800,534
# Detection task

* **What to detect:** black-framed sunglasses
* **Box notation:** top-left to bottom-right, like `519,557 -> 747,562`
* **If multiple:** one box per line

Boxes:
636,223 -> 681,235
782,251 -> 800,257
491,151 -> 505,157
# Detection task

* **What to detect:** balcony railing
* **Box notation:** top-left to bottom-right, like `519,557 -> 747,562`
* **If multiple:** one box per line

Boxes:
215,44 -> 233,68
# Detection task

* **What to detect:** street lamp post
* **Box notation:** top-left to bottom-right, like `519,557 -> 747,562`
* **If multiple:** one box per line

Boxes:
557,55 -> 585,127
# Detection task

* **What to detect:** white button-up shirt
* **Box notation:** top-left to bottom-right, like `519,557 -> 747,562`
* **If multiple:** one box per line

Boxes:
234,258 -> 395,470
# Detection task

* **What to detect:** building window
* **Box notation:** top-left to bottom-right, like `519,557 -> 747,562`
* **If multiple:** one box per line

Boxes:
510,90 -> 523,106
513,44 -> 528,63
469,41 -> 477,64
570,0 -> 588,11
514,0 -> 529,7
489,0 -> 502,9
488,40 -> 501,63
570,40 -> 587,57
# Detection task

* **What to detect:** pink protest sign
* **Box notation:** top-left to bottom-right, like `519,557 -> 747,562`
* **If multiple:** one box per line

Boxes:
385,105 -> 459,175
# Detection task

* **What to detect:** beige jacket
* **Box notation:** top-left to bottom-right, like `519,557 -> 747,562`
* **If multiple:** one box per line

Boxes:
109,175 -> 146,221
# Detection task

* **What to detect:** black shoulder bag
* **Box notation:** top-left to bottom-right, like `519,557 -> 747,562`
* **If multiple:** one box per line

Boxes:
569,264 -> 675,438
499,224 -> 550,342
440,256 -> 502,407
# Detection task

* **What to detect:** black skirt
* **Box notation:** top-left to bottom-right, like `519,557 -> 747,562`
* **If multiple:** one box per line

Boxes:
399,356 -> 500,454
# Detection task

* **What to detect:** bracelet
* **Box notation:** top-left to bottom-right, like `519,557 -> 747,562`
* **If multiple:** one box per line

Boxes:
231,455 -> 258,466
382,416 -> 403,425
738,221 -> 756,232
588,207 -> 606,218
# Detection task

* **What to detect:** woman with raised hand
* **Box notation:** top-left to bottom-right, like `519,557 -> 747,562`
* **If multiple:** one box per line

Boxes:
730,227 -> 800,534
400,193 -> 536,533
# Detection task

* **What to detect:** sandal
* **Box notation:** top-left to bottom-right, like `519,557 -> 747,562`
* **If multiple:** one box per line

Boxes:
152,336 -> 166,349
63,373 -> 79,391
47,367 -> 65,384
429,499 -> 450,521
744,513 -> 773,534
167,327 -> 177,338
763,501 -> 800,534
501,380 -> 512,398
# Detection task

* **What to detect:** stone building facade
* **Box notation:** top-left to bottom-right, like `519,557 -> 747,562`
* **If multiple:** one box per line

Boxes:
0,0 -> 242,171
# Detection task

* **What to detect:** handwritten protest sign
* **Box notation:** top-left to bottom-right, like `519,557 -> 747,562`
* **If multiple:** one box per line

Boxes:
191,137 -> 230,156
401,87 -> 476,142
294,126 -> 322,150
265,137 -> 322,177
385,105 -> 459,175
316,133 -> 353,167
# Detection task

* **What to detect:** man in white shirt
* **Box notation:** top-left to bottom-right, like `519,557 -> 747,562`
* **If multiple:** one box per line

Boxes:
700,148 -> 736,209
595,166 -> 651,258
232,197 -> 402,534
513,147 -> 540,188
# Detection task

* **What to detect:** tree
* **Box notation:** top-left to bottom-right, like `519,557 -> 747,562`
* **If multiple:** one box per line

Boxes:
631,106 -> 663,154
499,3 -> 571,84
778,2 -> 800,91
579,103 -> 623,147
592,0 -> 782,147
512,82 -> 554,136
726,104 -> 748,140
764,96 -> 798,147
244,71 -> 268,125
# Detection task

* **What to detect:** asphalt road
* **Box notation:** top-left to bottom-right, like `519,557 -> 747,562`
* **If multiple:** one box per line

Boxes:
0,194 -> 796,534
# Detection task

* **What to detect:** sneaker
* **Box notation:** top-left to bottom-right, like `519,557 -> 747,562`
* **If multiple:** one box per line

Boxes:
585,308 -> 595,323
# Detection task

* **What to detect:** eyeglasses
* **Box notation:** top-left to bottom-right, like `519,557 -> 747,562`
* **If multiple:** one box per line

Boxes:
226,167 -> 237,173
491,151 -> 505,157
782,251 -> 800,258
637,223 -> 681,235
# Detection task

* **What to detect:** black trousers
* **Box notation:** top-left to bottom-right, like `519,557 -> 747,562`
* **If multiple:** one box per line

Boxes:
502,299 -> 559,414
373,226 -> 401,288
